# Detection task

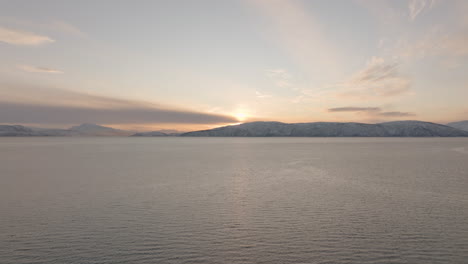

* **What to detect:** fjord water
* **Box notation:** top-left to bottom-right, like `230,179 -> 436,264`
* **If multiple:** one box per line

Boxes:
1,138 -> 468,264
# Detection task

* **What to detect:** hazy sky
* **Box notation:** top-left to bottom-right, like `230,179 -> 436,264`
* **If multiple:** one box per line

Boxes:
1,0 -> 467,130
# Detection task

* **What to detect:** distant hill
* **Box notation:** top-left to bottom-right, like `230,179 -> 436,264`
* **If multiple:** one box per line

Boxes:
131,130 -> 182,137
447,120 -> 468,132
68,123 -> 133,136
0,125 -> 39,136
0,123 -> 133,136
181,121 -> 468,137
131,131 -> 168,137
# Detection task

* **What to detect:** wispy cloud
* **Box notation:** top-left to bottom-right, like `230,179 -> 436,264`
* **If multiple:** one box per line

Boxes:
354,59 -> 398,82
0,26 -> 54,45
328,107 -> 381,113
266,69 -> 291,79
328,106 -> 415,118
396,26 -> 468,61
266,69 -> 292,88
409,0 -> 436,21
379,111 -> 415,117
338,57 -> 411,99
45,20 -> 86,37
18,65 -> 63,74
255,90 -> 272,98
377,1 -> 468,65
0,17 -> 86,37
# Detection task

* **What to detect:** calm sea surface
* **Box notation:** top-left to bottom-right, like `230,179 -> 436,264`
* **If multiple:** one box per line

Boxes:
1,137 -> 468,264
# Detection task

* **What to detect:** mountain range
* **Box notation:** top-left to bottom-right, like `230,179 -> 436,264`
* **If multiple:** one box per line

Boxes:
0,123 -> 133,137
181,120 -> 468,137
1,120 -> 468,137
131,129 -> 182,137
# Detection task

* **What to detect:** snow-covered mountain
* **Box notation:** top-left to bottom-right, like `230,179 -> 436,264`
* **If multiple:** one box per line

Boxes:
68,123 -> 132,136
0,125 -> 39,136
3,121 -> 468,137
131,131 -> 168,137
447,120 -> 468,132
131,129 -> 182,137
181,121 -> 468,137
0,123 -> 133,136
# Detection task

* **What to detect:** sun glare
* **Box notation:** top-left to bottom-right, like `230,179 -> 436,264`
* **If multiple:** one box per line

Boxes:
235,112 -> 247,122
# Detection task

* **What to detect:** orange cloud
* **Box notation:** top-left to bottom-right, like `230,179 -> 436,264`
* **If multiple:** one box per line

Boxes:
18,65 -> 63,74
0,26 -> 54,45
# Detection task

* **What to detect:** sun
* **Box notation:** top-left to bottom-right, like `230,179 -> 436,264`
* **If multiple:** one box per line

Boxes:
235,112 -> 247,122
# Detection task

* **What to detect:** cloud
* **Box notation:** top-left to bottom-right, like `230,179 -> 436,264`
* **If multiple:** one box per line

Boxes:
0,17 -> 86,37
328,105 -> 415,118
354,59 -> 398,82
266,69 -> 291,79
255,91 -> 272,98
266,69 -> 292,88
409,0 -> 435,21
397,26 -> 468,60
338,57 -> 411,99
18,65 -> 63,74
386,2 -> 468,64
0,26 -> 54,45
45,20 -> 86,37
328,107 -> 381,113
0,102 -> 237,125
379,111 -> 415,117
0,83 -> 237,125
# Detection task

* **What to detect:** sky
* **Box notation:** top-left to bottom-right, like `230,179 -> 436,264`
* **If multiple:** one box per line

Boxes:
1,0 -> 467,131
